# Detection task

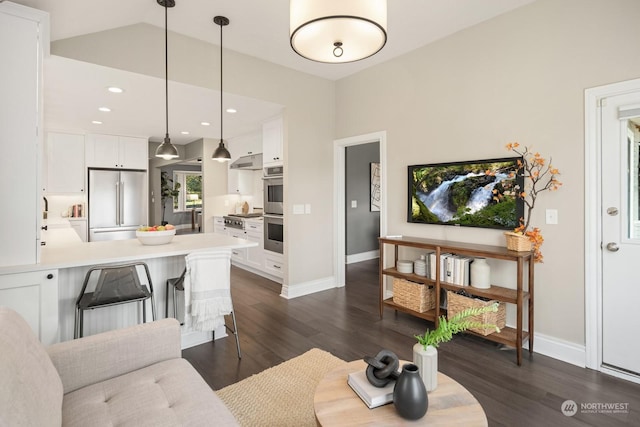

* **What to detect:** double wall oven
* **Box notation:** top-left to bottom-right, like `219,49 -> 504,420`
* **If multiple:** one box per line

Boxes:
263,165 -> 284,254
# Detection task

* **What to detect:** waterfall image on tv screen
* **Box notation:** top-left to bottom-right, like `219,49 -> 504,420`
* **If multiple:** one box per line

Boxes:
408,157 -> 524,230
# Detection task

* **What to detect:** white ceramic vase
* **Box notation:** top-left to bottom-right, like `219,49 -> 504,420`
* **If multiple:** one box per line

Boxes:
412,343 -> 438,392
470,257 -> 491,289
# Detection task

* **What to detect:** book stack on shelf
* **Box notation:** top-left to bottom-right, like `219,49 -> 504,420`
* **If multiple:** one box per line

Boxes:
429,253 -> 472,285
347,370 -> 395,409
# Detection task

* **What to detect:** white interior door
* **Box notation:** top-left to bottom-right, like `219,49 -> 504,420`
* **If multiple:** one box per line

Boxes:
601,91 -> 640,376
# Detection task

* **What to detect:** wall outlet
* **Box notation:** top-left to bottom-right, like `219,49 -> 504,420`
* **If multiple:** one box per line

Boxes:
545,209 -> 558,225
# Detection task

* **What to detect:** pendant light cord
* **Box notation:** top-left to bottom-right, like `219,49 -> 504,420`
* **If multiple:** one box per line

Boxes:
164,3 -> 169,139
219,20 -> 223,143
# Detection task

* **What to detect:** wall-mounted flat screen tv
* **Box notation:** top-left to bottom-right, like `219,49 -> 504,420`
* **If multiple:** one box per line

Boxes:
408,157 -> 524,230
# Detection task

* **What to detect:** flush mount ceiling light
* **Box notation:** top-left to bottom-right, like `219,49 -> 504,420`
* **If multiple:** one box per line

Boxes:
98,107 -> 111,112
155,0 -> 179,160
290,0 -> 387,63
107,86 -> 123,93
211,15 -> 231,162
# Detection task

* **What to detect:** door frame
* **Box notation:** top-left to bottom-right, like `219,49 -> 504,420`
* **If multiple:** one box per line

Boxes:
334,131 -> 387,287
585,77 -> 640,383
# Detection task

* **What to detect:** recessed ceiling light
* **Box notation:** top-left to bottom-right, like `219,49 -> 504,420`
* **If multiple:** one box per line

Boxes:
226,108 -> 237,113
181,131 -> 190,135
92,120 -> 103,125
200,122 -> 210,126
107,87 -> 123,93
98,107 -> 111,112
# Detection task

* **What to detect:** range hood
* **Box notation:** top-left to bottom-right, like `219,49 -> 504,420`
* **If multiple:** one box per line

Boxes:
230,153 -> 263,170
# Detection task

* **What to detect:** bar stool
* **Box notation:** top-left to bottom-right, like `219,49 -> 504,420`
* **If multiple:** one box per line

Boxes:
74,262 -> 156,338
165,249 -> 241,358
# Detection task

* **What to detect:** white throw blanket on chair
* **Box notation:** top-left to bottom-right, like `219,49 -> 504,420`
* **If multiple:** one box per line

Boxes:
183,249 -> 233,331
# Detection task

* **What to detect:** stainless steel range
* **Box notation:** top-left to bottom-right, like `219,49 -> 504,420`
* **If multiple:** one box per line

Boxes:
223,213 -> 262,230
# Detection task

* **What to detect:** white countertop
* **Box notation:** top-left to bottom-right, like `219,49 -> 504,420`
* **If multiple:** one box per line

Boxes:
1,233 -> 256,274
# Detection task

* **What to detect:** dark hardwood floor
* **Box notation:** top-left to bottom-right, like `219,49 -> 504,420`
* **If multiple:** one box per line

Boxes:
183,259 -> 639,426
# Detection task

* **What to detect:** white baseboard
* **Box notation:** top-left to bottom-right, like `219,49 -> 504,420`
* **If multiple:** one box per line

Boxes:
346,250 -> 379,264
524,331 -> 586,368
180,330 -> 213,350
280,276 -> 336,299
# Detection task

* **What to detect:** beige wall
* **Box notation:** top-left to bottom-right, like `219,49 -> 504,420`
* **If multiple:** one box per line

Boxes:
52,23 -> 336,288
336,0 -> 640,345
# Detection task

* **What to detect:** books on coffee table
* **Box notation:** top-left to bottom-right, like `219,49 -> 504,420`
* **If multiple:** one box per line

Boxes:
347,370 -> 395,409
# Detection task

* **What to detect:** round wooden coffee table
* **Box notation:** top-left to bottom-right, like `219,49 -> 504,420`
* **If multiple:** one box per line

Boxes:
314,360 -> 487,426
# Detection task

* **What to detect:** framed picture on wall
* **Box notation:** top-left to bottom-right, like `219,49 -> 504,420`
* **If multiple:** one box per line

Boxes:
370,162 -> 381,211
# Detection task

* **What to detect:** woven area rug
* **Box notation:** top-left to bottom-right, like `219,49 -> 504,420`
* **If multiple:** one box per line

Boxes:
217,348 -> 346,426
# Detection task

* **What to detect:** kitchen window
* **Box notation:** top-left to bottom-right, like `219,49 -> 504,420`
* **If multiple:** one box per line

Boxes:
173,170 -> 202,212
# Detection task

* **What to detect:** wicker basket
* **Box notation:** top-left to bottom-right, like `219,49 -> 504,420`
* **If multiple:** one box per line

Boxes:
504,231 -> 533,252
446,291 -> 506,336
392,278 -> 436,313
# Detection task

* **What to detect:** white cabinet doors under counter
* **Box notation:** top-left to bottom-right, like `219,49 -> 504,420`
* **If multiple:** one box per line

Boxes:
0,270 -> 59,345
86,134 -> 148,170
227,229 -> 247,263
262,116 -> 283,167
264,250 -> 284,279
244,220 -> 264,270
45,132 -> 85,193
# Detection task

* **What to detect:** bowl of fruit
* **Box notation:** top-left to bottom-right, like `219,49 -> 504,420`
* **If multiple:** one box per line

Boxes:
136,224 -> 176,245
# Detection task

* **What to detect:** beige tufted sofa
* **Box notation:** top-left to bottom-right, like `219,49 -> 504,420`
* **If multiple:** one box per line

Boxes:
0,307 -> 238,426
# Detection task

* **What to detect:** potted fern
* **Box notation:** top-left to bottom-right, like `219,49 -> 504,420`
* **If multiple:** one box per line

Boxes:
413,302 -> 500,392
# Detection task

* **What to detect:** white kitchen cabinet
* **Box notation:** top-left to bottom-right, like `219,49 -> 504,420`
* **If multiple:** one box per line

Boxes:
213,216 -> 226,234
86,134 -> 148,170
0,269 -> 59,345
228,169 -> 253,194
244,220 -> 264,270
0,3 -> 48,267
227,229 -> 247,263
264,250 -> 284,279
45,132 -> 85,193
69,218 -> 88,242
262,116 -> 283,167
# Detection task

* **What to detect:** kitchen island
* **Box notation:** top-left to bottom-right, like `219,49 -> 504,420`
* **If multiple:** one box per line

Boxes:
0,232 -> 256,347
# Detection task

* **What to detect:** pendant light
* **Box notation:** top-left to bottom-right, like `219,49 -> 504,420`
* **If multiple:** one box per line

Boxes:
212,16 -> 231,162
155,0 -> 179,160
290,0 -> 387,63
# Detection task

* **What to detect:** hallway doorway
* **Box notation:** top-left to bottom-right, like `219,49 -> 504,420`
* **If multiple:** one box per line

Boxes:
333,131 -> 387,287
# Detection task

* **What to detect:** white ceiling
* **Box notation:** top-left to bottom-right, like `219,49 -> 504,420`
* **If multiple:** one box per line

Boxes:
13,0 -> 536,146
44,56 -> 284,145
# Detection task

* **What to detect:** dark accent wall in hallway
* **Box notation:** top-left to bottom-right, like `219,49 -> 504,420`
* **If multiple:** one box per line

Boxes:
345,142 -> 380,256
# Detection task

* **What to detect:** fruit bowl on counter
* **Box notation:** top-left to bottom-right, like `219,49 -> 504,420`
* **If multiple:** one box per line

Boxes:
136,225 -> 176,245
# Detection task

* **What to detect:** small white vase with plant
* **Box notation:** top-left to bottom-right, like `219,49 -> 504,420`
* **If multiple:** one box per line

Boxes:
413,303 -> 501,392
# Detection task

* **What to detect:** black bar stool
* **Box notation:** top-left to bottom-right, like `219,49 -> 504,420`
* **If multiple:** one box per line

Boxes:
74,262 -> 156,338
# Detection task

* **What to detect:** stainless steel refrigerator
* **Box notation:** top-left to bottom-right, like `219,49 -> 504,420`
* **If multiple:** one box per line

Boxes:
88,169 -> 147,241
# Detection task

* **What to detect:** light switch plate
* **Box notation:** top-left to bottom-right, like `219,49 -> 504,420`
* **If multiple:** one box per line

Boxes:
305,204 -> 311,214
293,204 -> 304,215
351,200 -> 357,208
545,209 -> 558,224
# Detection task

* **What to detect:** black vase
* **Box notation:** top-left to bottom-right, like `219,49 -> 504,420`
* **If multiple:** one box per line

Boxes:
393,363 -> 428,420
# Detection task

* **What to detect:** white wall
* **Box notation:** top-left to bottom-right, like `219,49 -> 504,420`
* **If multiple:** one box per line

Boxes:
335,0 -> 640,346
52,24 -> 336,289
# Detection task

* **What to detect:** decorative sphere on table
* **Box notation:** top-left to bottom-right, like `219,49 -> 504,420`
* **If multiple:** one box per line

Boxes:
393,363 -> 428,420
